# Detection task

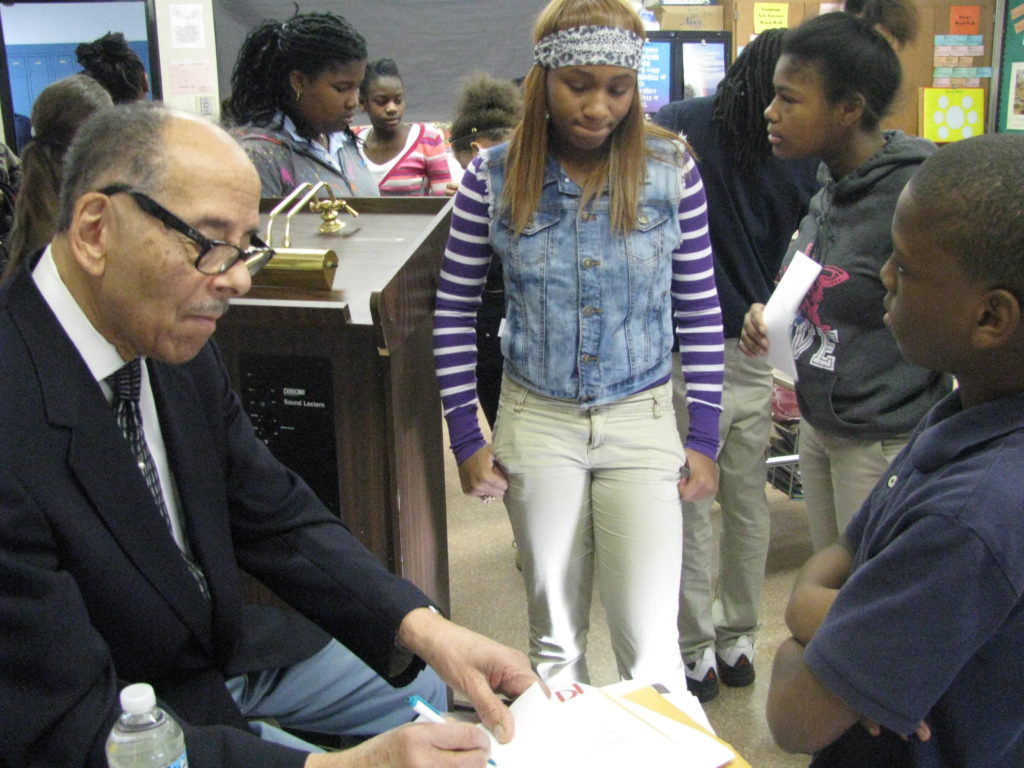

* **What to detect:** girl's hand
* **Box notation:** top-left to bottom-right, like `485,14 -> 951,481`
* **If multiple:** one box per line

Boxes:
679,448 -> 718,502
457,444 -> 508,500
739,303 -> 770,358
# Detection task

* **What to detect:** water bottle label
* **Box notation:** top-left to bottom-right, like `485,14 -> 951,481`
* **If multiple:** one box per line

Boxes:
169,752 -> 188,768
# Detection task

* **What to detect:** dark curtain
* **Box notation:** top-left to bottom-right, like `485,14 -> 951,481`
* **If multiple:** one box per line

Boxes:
213,0 -> 546,124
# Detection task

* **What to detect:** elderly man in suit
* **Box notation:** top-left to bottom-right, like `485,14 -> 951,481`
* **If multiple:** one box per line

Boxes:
0,103 -> 536,768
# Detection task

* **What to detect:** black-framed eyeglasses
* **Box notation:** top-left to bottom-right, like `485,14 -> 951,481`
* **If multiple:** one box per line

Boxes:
98,184 -> 275,276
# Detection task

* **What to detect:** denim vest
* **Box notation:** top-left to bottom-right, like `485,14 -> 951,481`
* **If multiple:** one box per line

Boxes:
482,138 -> 684,405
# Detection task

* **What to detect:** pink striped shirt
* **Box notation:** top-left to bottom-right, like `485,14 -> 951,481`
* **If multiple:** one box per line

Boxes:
355,123 -> 452,196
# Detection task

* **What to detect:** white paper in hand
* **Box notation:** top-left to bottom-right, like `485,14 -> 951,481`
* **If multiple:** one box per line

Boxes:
762,251 -> 822,382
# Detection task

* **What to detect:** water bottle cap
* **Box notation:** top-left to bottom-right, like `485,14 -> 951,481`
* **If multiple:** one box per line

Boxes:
119,683 -> 156,715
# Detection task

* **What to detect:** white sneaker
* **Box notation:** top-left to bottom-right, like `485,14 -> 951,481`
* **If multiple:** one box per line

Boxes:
683,646 -> 719,702
716,635 -> 755,687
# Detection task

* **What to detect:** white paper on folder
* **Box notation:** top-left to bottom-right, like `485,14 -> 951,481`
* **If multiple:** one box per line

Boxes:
762,250 -> 822,382
483,681 -> 730,768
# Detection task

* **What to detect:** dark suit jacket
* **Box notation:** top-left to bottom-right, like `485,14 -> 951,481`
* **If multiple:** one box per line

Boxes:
0,261 -> 432,767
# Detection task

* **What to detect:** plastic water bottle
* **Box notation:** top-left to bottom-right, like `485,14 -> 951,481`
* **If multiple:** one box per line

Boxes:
106,683 -> 189,768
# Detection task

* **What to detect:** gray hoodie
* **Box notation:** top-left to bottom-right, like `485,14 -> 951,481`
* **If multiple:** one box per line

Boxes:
785,130 -> 952,439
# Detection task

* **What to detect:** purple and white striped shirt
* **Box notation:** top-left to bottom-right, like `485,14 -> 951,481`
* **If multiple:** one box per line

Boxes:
434,150 -> 724,465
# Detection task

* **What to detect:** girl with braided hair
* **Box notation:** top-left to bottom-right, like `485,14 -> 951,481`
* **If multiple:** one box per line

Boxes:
653,28 -> 820,702
223,12 -> 378,198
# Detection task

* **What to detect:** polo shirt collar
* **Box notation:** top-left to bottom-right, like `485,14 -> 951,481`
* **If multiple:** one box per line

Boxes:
910,389 -> 1024,472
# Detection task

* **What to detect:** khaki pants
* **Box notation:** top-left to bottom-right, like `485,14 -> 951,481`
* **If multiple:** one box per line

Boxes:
798,419 -> 907,552
674,342 -> 773,657
493,376 -> 686,686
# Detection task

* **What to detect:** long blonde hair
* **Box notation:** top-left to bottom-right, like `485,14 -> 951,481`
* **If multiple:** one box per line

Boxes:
504,0 -> 682,234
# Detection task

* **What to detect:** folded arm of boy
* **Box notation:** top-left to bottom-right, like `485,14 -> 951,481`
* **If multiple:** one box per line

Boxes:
767,538 -> 930,754
767,541 -> 859,752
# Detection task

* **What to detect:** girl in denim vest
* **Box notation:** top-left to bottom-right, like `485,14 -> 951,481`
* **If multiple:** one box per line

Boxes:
433,0 -> 724,686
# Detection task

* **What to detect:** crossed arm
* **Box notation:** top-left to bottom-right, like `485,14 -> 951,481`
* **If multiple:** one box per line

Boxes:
767,541 -> 931,753
767,542 -> 862,753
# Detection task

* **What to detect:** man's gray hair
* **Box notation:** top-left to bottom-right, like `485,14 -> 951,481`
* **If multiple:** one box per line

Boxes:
56,102 -> 171,232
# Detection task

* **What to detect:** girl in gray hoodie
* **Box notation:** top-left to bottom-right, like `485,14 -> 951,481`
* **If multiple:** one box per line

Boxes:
742,12 -> 952,552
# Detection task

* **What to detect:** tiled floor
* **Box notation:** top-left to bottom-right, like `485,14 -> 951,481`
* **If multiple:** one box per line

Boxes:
445,442 -> 813,767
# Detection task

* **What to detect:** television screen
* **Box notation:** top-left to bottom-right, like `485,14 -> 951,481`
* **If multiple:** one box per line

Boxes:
681,38 -> 729,98
640,31 -> 732,115
639,39 -> 674,115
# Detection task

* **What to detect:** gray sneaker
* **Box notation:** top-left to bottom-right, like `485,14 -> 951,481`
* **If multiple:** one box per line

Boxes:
716,635 -> 755,687
684,646 -> 719,702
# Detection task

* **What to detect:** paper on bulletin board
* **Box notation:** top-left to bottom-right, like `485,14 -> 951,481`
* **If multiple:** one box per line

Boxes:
166,59 -> 214,94
918,87 -> 984,141
1009,62 -> 1024,129
753,3 -> 789,32
950,6 -> 981,35
170,4 -> 205,49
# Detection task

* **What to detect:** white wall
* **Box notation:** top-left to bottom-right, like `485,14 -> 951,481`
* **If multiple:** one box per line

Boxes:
153,0 -> 220,120
0,2 -> 148,44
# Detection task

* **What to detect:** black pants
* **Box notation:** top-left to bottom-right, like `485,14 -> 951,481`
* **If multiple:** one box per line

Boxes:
476,313 -> 504,429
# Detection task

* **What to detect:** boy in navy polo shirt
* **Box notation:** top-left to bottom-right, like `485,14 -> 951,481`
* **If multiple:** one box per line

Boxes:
766,133 -> 1024,767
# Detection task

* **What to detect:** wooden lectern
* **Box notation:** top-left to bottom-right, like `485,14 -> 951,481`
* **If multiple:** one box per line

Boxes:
214,196 -> 453,611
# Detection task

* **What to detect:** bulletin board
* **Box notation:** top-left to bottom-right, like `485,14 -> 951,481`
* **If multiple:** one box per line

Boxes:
721,0 -> 998,138
995,0 -> 1024,131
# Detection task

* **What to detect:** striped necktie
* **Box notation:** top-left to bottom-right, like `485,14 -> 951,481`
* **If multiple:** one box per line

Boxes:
106,359 -> 210,600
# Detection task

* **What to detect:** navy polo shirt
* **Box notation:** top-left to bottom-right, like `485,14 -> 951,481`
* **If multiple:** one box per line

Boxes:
806,390 -> 1024,767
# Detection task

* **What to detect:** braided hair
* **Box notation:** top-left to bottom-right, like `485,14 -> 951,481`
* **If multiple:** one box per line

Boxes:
76,32 -> 147,103
448,72 -> 523,159
359,58 -> 402,99
223,12 -> 366,135
711,28 -> 786,175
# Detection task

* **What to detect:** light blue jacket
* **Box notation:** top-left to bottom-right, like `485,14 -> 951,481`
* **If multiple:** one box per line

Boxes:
482,139 -> 684,405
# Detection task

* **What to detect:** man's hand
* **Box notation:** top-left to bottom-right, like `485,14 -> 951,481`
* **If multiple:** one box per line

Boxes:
739,303 -> 769,358
305,721 -> 492,768
678,448 -> 717,502
457,444 -> 508,501
397,607 -> 538,743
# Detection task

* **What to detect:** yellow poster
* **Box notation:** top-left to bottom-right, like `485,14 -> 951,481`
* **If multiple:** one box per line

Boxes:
754,3 -> 789,32
918,88 -> 984,141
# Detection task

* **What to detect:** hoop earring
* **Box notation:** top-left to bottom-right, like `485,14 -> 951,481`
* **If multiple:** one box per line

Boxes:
295,90 -> 303,103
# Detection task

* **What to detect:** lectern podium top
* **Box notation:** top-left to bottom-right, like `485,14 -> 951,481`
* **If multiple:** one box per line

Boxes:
239,196 -> 453,328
